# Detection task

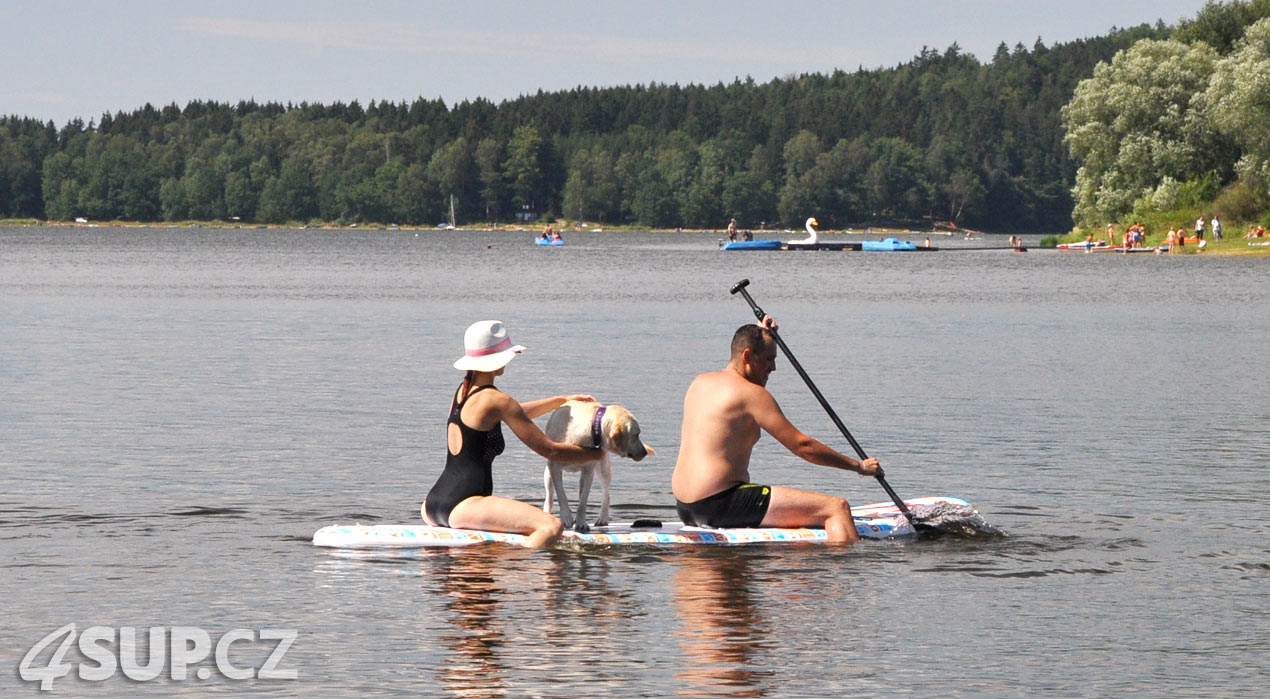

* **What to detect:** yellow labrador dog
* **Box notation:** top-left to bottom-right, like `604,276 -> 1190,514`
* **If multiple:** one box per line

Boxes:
543,400 -> 654,532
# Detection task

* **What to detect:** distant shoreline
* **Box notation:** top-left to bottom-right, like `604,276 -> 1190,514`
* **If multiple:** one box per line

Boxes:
0,218 -> 989,237
6,218 -> 1268,255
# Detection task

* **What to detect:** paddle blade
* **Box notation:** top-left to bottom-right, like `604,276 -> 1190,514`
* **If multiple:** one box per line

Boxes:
907,500 -> 1003,538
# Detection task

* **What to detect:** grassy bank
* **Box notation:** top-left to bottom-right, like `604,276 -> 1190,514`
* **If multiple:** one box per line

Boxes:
1051,220 -> 1270,256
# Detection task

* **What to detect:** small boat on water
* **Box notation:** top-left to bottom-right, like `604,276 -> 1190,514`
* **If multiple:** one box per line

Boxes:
720,239 -> 782,251
535,237 -> 565,246
1058,236 -> 1199,252
1088,245 -> 1158,253
861,237 -> 917,251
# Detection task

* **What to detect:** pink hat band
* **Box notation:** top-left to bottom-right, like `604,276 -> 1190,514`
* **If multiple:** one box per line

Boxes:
465,337 -> 512,357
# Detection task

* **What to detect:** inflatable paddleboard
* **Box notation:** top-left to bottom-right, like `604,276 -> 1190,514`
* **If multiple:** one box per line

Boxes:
535,237 -> 565,246
313,496 -> 973,548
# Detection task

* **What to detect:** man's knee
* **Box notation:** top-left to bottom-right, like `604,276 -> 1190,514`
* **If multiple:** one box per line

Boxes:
540,516 -> 564,538
816,497 -> 854,530
821,497 -> 858,543
824,496 -> 850,519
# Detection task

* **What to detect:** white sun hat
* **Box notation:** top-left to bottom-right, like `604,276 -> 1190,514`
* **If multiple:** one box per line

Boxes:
453,320 -> 525,372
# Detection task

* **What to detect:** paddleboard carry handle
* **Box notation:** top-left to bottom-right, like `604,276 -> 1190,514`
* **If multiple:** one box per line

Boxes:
730,279 -> 925,530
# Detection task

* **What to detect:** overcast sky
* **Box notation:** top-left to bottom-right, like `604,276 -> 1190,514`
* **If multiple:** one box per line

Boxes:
3,0 -> 1212,128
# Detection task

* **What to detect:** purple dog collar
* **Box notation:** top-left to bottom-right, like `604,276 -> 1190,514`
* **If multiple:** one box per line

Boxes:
591,406 -> 607,449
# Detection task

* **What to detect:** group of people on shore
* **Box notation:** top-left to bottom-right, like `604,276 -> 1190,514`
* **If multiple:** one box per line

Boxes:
1103,222 -> 1148,250
1197,215 -> 1223,240
1161,227 -> 1189,253
1245,224 -> 1267,238
1113,222 -> 1148,250
1098,215 -> 1231,254
423,317 -> 882,548
1161,216 -> 1221,252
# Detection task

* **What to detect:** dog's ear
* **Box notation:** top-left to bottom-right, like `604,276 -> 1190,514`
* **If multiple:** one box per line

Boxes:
610,420 -> 628,446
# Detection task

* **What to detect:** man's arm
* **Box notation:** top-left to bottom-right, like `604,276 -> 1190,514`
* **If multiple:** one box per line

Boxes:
750,387 -> 881,476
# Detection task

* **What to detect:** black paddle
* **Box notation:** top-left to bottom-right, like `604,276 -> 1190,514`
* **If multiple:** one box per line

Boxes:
729,278 -> 931,533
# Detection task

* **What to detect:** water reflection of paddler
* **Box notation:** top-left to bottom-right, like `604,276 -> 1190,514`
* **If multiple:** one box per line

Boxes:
430,548 -> 511,695
539,548 -> 629,627
671,549 -> 772,697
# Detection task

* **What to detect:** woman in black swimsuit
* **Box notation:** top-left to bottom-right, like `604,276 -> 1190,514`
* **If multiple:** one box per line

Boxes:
423,320 -> 601,548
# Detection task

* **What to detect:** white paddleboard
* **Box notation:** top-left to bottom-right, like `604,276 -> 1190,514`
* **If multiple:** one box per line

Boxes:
312,496 -> 972,548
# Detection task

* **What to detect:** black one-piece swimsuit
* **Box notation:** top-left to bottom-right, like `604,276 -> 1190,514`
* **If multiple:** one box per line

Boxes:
423,384 -> 506,527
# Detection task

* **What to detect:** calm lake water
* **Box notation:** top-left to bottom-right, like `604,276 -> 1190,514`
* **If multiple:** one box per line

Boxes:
1,226 -> 1267,695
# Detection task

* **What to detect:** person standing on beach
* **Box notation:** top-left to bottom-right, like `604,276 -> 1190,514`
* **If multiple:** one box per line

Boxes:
1212,216 -> 1222,240
1195,216 -> 1206,241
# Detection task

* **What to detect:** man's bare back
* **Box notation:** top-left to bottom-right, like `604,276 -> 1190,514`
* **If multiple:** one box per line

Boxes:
671,368 -> 766,502
670,318 -> 882,543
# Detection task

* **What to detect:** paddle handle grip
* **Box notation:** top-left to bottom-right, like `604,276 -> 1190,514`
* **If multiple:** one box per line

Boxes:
730,279 -> 916,523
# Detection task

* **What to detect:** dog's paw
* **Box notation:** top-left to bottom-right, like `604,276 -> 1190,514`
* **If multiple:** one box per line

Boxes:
572,521 -> 591,533
594,518 -> 609,528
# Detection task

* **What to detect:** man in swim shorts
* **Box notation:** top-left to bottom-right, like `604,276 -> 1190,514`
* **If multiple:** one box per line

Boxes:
671,316 -> 882,543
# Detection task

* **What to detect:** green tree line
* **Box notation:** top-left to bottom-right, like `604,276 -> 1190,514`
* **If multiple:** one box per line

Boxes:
0,16 -> 1215,232
1062,0 -> 1270,230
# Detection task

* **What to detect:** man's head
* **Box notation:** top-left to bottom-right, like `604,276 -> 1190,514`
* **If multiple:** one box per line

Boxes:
730,324 -> 777,386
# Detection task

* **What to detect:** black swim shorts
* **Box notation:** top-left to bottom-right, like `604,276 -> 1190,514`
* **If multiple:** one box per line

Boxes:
676,483 -> 772,528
